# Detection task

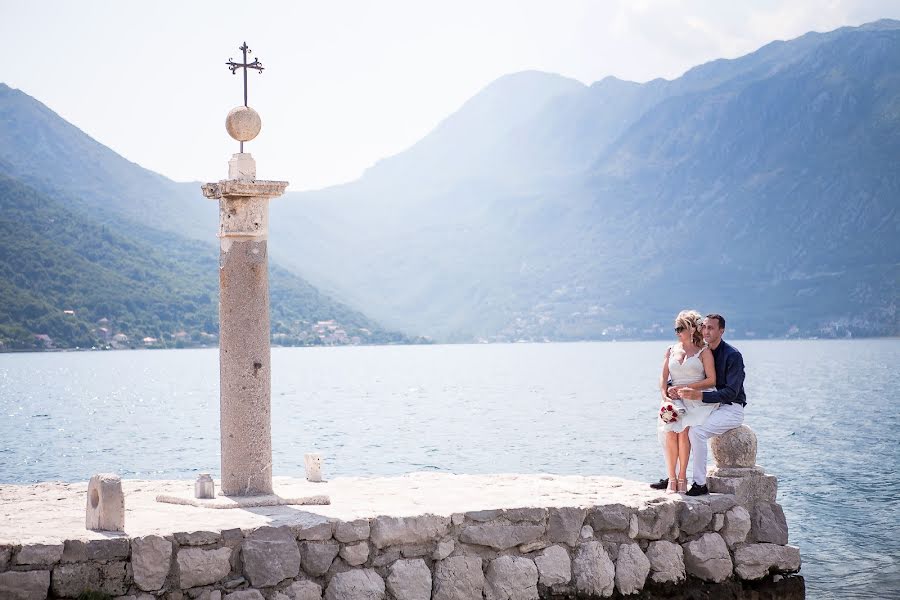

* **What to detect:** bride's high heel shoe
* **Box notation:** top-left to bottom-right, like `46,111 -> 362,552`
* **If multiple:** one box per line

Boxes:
666,479 -> 678,494
677,479 -> 688,493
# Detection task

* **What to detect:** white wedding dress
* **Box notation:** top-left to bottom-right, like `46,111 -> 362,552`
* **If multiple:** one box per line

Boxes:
661,345 -> 718,433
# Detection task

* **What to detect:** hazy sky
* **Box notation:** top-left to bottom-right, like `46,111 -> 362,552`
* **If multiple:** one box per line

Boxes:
2,1 -> 899,190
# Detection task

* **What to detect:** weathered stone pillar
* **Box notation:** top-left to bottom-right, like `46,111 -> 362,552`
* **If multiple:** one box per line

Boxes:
202,154 -> 287,496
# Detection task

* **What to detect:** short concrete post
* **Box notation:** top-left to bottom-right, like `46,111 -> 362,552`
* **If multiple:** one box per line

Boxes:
202,158 -> 287,496
305,453 -> 323,482
195,473 -> 215,499
86,473 -> 124,532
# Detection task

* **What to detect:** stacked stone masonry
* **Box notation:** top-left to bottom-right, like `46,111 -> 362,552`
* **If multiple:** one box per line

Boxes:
0,485 -> 799,599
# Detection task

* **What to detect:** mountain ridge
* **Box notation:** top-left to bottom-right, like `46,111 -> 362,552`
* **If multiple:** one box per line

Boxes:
0,83 -> 213,240
268,19 -> 899,341
2,20 -> 897,344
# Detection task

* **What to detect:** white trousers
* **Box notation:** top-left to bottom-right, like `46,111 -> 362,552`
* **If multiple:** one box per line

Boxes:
688,403 -> 745,485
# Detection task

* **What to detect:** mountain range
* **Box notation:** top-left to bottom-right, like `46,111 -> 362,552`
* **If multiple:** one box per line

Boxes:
270,19 -> 900,341
1,19 -> 897,348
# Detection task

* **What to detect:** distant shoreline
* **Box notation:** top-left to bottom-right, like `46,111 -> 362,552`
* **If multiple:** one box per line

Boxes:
2,335 -> 897,355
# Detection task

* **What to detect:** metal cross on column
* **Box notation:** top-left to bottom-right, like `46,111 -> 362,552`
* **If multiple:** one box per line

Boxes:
226,42 -> 264,152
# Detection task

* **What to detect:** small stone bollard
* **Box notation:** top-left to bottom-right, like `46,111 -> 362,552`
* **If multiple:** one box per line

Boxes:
195,473 -> 215,499
305,453 -> 323,482
86,473 -> 125,532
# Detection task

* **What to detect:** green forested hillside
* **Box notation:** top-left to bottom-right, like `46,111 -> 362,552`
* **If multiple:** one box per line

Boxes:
0,174 -> 408,350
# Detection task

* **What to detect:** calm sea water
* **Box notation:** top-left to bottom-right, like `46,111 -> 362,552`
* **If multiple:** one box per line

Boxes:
1,340 -> 897,598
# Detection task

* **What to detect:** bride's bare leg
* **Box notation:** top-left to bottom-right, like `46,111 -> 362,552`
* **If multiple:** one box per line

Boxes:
678,428 -> 691,491
665,431 -> 678,492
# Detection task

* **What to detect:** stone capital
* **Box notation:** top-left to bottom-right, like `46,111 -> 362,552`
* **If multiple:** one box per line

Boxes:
201,180 -> 288,200
202,180 -> 289,241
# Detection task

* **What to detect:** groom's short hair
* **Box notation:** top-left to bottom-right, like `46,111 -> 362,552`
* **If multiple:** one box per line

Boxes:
706,314 -> 726,329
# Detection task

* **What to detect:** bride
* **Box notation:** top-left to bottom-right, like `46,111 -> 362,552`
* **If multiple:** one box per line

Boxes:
658,310 -> 718,493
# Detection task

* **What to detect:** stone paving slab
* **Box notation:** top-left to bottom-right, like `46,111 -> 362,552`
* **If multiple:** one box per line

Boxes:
0,473 -> 673,544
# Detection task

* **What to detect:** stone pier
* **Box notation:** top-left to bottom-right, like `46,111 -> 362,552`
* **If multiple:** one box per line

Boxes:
0,468 -> 802,599
202,158 -> 287,496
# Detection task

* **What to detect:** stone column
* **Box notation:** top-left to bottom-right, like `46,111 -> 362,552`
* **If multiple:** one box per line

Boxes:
202,155 -> 287,496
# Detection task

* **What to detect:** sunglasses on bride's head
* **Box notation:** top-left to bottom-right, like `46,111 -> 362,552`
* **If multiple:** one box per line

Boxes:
674,326 -> 686,333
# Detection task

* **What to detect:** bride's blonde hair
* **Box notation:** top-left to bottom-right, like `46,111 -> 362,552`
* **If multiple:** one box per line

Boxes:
675,310 -> 704,347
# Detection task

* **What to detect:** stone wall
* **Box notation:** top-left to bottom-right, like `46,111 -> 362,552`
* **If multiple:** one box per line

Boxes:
0,486 -> 799,600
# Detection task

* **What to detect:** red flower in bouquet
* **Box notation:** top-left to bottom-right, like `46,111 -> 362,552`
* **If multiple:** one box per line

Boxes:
659,403 -> 679,423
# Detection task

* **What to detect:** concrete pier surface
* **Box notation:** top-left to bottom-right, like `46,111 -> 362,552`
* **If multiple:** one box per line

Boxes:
0,473 -> 663,544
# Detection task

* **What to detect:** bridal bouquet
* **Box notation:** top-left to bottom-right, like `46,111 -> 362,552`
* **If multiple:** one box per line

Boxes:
659,403 -> 680,423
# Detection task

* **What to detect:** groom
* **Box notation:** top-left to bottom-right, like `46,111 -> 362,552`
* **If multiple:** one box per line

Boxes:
676,313 -> 747,496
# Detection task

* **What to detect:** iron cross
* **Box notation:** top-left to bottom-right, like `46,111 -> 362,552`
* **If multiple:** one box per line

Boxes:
226,42 -> 264,108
